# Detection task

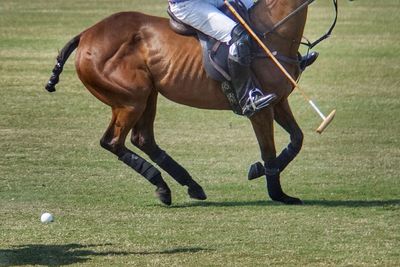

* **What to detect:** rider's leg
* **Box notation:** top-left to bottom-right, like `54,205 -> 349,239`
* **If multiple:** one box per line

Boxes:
228,25 -> 277,116
299,51 -> 319,70
169,0 -> 236,43
169,0 -> 256,43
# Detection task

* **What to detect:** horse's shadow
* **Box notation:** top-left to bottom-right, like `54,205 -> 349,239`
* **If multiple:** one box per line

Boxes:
304,199 -> 400,208
171,199 -> 400,208
0,243 -> 209,266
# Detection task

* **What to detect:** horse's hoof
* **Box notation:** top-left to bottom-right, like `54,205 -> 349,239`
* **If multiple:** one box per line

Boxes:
248,162 -> 264,180
155,187 -> 172,206
281,196 -> 303,205
187,183 -> 207,200
271,195 -> 303,205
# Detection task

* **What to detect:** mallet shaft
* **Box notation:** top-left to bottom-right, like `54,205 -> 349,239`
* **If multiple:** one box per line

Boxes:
309,100 -> 326,120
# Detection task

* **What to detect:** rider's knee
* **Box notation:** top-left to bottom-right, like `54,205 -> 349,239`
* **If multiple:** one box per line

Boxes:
228,24 -> 252,66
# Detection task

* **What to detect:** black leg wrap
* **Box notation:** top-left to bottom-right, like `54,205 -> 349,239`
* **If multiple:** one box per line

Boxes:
275,142 -> 301,172
264,160 -> 282,199
265,161 -> 303,205
248,142 -> 301,180
119,152 -> 162,185
119,151 -> 172,205
149,148 -> 207,200
265,174 -> 285,201
149,149 -> 192,186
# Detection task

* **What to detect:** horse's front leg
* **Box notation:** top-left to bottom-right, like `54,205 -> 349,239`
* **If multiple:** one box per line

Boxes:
273,99 -> 304,174
250,105 -> 302,205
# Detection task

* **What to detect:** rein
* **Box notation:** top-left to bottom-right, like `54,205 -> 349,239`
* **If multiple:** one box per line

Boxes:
302,0 -> 338,49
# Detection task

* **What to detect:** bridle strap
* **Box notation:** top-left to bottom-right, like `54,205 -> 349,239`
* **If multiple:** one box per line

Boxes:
304,0 -> 338,49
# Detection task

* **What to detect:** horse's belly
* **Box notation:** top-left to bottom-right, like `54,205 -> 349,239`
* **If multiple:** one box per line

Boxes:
157,79 -> 231,110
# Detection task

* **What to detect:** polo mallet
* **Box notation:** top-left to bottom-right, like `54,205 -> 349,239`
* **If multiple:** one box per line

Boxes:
225,0 -> 336,134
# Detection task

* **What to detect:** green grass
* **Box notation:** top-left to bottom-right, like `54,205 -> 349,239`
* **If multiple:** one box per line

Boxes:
0,0 -> 399,266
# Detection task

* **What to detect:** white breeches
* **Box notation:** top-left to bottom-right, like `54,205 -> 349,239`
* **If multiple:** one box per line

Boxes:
169,0 -> 255,43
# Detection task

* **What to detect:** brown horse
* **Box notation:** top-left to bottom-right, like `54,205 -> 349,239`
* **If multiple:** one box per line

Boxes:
46,0 -> 312,205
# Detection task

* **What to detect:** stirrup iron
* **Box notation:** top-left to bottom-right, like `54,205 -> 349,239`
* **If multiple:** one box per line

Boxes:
242,89 -> 277,116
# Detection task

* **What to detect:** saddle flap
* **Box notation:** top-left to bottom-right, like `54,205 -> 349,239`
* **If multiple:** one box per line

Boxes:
167,7 -> 197,36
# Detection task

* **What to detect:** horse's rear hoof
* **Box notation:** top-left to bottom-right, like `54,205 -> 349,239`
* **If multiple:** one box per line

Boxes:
155,187 -> 172,206
188,183 -> 207,200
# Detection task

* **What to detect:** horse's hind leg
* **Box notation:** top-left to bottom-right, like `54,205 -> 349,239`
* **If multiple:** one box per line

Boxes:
130,92 -> 207,200
100,106 -> 172,205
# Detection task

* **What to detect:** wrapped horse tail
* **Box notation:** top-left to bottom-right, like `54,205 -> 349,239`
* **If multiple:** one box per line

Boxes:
45,34 -> 81,92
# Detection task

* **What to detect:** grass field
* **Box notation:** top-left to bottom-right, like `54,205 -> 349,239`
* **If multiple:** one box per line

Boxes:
1,0 -> 399,266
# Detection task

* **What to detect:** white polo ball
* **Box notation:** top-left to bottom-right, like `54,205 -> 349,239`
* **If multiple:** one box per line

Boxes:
40,212 -> 54,223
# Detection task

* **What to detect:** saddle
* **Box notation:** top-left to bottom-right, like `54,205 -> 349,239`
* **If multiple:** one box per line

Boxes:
167,2 -> 250,115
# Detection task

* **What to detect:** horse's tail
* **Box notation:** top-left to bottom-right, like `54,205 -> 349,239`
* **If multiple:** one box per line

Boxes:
45,34 -> 81,92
